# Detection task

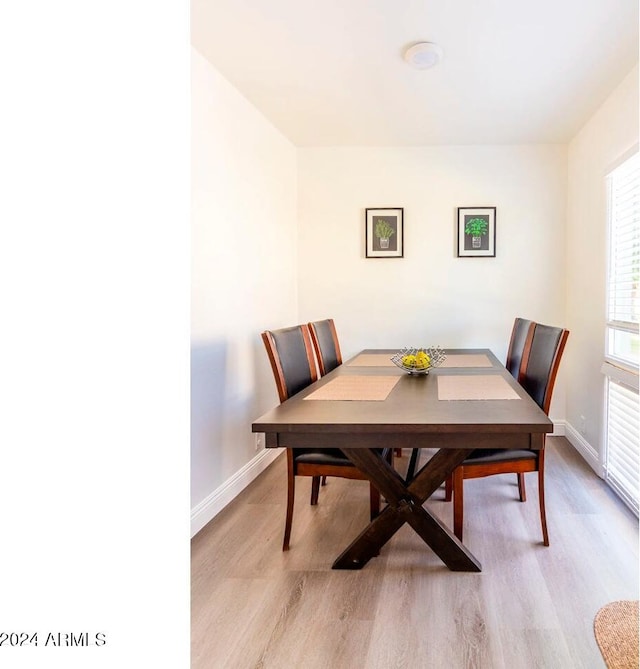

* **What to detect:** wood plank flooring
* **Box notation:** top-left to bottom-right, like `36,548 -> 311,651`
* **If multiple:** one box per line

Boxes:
191,438 -> 639,668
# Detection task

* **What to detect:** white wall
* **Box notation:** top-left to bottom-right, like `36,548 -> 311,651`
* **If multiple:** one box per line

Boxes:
564,66 -> 639,471
297,145 -> 568,419
191,46 -> 638,532
191,47 -> 298,534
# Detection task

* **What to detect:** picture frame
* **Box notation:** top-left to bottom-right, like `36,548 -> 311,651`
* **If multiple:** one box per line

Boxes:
456,207 -> 496,257
365,208 -> 404,258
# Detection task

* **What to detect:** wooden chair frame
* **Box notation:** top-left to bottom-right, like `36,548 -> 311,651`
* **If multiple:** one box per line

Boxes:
448,324 -> 569,546
505,317 -> 535,382
309,318 -> 401,458
262,324 -> 387,550
262,325 -> 317,404
408,319 -> 537,483
308,318 -> 343,377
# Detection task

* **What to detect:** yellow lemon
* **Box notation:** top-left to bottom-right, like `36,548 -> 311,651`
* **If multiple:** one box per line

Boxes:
415,351 -> 430,368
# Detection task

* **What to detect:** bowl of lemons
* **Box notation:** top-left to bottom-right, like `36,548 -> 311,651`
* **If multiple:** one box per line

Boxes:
391,346 -> 446,375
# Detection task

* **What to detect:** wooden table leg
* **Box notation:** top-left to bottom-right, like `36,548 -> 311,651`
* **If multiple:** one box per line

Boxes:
332,448 -> 481,572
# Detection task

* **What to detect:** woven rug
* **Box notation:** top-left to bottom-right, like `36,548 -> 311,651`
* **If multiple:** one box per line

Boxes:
594,600 -> 639,669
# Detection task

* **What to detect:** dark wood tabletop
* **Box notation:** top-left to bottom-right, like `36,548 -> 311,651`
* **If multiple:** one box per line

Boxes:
252,348 -> 552,449
252,348 -> 553,571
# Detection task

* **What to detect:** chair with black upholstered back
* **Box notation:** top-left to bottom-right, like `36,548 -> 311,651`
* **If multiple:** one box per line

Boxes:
439,317 -> 536,500
505,317 -> 535,380
261,324 -> 390,550
408,317 -> 536,484
308,318 -> 343,377
309,318 -> 402,460
450,322 -> 569,545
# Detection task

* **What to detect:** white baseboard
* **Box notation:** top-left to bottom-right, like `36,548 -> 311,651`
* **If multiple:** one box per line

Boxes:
191,448 -> 282,537
558,420 -> 603,478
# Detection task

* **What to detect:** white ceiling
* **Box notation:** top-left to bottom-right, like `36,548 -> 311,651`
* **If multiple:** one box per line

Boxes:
191,0 -> 639,146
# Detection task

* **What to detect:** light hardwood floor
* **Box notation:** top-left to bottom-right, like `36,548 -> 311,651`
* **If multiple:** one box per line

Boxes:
191,437 -> 639,668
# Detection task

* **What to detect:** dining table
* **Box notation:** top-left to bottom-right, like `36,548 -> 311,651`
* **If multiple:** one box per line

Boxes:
251,348 -> 554,572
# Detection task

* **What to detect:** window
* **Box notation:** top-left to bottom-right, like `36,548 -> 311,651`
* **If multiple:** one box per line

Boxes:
604,373 -> 639,513
603,150 -> 640,514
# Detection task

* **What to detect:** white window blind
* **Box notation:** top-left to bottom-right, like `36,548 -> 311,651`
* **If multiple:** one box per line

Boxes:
604,376 -> 639,515
604,151 -> 640,515
606,151 -> 640,363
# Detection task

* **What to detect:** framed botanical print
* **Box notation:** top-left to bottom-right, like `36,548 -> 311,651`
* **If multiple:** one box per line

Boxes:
365,208 -> 404,258
457,207 -> 496,257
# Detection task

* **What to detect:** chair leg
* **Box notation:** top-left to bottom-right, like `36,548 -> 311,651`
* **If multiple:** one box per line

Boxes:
321,476 -> 327,486
444,474 -> 452,501
283,450 -> 296,551
310,476 -> 321,505
453,466 -> 464,541
394,448 -> 402,457
538,453 -> 549,546
406,448 -> 421,482
517,473 -> 527,502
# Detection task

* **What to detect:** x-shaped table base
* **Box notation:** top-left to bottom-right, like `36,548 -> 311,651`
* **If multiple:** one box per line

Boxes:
333,448 -> 482,571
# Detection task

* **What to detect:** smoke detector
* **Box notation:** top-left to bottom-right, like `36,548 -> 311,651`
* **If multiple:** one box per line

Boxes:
403,42 -> 444,70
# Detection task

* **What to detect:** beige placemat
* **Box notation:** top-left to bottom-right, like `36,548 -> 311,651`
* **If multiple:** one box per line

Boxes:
439,354 -> 493,368
304,375 -> 400,401
437,375 -> 520,400
347,354 -> 396,367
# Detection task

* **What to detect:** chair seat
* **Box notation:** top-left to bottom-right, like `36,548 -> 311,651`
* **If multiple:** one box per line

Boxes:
464,448 -> 538,464
294,449 -> 355,466
294,447 -> 388,466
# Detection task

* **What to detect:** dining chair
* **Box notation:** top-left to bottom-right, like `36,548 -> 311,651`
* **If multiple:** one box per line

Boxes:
308,319 -> 346,485
505,317 -> 535,380
309,318 -> 402,459
406,317 -> 536,483
450,322 -> 569,546
437,316 -> 536,499
308,318 -> 342,376
261,324 -> 391,551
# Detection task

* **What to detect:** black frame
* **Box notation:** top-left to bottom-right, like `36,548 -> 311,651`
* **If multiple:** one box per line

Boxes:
456,207 -> 496,257
365,208 -> 404,258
